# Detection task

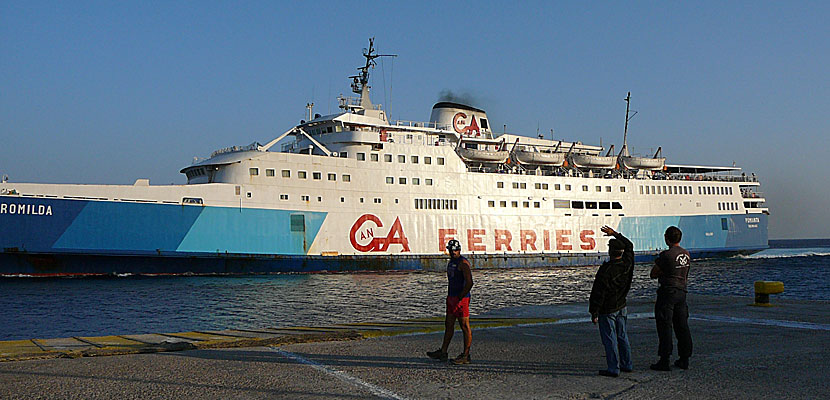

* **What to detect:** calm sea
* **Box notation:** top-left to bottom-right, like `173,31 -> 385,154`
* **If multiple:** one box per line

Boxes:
1,240 -> 827,341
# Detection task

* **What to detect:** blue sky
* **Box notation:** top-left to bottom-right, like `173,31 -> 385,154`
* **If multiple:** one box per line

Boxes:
1,1 -> 828,239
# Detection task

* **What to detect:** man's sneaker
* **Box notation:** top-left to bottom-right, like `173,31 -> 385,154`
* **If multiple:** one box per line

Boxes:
620,367 -> 633,373
426,349 -> 448,361
451,353 -> 471,365
674,358 -> 689,370
650,359 -> 671,371
598,370 -> 619,377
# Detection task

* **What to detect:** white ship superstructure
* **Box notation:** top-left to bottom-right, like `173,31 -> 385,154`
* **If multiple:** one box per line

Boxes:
0,39 -> 768,275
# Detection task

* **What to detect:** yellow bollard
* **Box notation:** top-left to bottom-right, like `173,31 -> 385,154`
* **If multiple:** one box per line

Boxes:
754,281 -> 784,306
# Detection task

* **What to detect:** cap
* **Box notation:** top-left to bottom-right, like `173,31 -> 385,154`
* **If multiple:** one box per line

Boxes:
446,239 -> 461,252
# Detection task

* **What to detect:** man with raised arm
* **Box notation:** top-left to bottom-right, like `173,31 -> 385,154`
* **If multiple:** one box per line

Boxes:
589,225 -> 635,377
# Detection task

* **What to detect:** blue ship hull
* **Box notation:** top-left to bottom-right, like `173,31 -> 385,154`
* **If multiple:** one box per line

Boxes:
0,197 -> 768,276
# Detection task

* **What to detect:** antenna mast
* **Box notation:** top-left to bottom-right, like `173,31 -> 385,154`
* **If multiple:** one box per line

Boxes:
349,38 -> 396,110
622,92 -> 637,157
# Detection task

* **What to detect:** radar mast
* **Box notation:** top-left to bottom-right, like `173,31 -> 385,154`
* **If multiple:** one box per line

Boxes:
349,38 -> 396,110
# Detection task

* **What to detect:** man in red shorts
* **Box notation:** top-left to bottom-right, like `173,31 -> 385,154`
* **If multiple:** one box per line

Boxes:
427,239 -> 474,365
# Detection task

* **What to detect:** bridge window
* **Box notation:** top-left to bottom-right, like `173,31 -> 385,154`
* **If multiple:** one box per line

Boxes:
612,202 -> 623,209
572,201 -> 584,209
599,202 -> 610,209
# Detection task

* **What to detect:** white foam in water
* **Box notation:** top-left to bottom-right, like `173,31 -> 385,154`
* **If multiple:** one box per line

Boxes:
736,248 -> 830,259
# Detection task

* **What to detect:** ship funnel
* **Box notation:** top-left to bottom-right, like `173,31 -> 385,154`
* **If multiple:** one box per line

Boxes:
430,102 -> 491,138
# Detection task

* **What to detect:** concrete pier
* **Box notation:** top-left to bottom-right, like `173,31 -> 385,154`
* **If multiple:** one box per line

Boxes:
1,294 -> 828,399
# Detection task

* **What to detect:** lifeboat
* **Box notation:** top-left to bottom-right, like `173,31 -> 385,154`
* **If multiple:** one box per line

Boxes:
569,154 -> 617,169
619,146 -> 665,170
513,150 -> 566,166
620,156 -> 666,170
456,147 -> 510,163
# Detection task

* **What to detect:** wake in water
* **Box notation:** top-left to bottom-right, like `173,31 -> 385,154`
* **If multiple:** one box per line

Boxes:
736,248 -> 830,259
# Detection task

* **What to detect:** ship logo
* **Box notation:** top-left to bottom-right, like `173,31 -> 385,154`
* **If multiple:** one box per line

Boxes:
349,214 -> 411,252
452,112 -> 481,136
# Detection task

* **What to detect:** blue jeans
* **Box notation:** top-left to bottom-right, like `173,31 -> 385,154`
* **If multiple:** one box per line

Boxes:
598,307 -> 633,374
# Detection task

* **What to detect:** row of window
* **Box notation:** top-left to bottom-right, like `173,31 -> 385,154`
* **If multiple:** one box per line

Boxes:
640,185 -> 734,196
719,202 -> 740,211
414,198 -> 458,210
279,194 -> 391,204
496,182 -> 627,193
251,168 -> 352,182
487,200 -> 543,209
385,177 -> 434,186
484,199 -> 624,210
354,153 -> 446,165
185,168 -> 206,179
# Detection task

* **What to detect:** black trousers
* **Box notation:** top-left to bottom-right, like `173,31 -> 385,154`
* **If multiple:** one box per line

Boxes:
655,287 -> 693,359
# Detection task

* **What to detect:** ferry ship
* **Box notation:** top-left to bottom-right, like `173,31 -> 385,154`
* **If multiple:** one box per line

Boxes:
0,39 -> 768,276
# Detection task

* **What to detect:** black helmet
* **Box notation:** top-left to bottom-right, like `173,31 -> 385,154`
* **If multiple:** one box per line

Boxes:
446,239 -> 461,252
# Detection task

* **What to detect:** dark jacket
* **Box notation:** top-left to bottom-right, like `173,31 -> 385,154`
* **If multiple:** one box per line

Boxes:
589,232 -> 634,317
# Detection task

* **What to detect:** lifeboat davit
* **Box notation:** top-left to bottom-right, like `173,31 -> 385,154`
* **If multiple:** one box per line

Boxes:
513,150 -> 565,166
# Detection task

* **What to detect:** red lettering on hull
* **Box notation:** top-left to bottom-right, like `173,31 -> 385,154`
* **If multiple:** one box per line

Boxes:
579,230 -> 596,250
520,230 -> 537,251
467,229 -> 486,252
438,229 -> 457,252
349,214 -> 411,252
556,230 -> 572,250
494,229 -> 513,251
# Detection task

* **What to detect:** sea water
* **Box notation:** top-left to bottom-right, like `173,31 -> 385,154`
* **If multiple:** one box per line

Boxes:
0,240 -> 827,341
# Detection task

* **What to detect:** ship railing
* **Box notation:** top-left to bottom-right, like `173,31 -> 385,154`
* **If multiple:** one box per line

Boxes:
390,120 -> 452,131
338,96 -> 382,111
741,190 -> 764,199
664,174 -> 758,183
